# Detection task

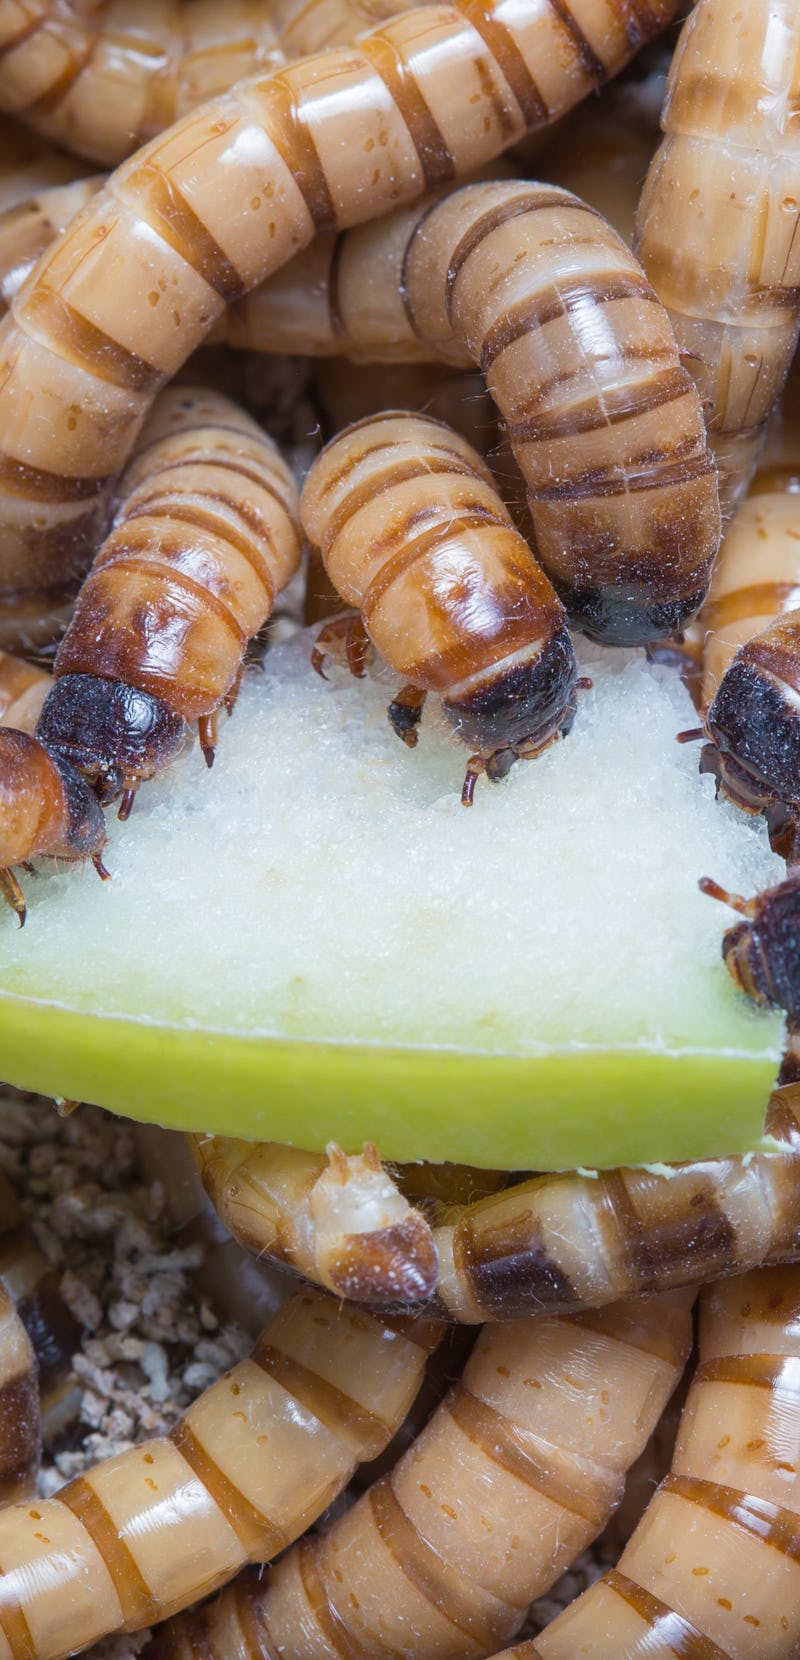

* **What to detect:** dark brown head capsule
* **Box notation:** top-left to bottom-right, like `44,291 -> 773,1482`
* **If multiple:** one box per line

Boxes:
701,616 -> 800,822
36,675 -> 185,818
700,875 -> 800,1021
0,728 -> 108,925
301,412 -> 580,805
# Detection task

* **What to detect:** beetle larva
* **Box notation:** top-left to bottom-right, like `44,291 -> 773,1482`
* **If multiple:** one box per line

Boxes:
0,176 -> 103,318
699,875 -> 800,1023
0,1282 -> 39,1504
512,1262 -> 800,1658
0,0 -> 682,645
0,110 -> 88,212
232,178 -> 721,645
0,727 -> 107,924
0,1 -> 283,166
635,0 -> 800,516
153,1289 -> 693,1660
0,647 -> 49,733
0,1286 -> 442,1660
191,1133 -> 439,1303
302,410 -> 578,802
0,1165 -> 81,1441
34,386 -> 301,814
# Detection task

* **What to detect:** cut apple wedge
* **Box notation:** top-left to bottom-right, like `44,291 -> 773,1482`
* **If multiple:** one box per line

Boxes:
0,634 -> 785,1170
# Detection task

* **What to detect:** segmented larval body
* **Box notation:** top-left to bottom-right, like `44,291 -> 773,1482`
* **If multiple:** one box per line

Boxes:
0,1166 -> 81,1439
338,1085 -> 800,1323
0,175 -> 102,315
34,386 -> 301,811
635,0 -> 800,515
0,110 -> 88,212
0,725 -> 106,923
234,179 -> 722,645
0,1283 -> 39,1504
191,1133 -> 439,1304
0,0 -> 682,643
0,1 -> 283,165
0,1288 -> 442,1660
512,1263 -> 800,1659
157,1291 -> 693,1660
0,647 -> 49,731
303,410 -> 577,797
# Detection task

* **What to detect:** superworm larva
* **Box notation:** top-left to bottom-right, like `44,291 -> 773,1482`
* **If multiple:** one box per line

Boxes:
0,176 -> 103,316
511,1262 -> 800,1658
234,178 -> 721,645
34,386 -> 301,814
0,1287 -> 442,1660
0,111 -> 88,211
0,1166 -> 81,1441
0,648 -> 49,733
157,1290 -> 693,1660
302,410 -> 578,802
635,0 -> 800,514
191,1133 -> 439,1303
0,727 -> 108,923
0,0 -> 682,643
0,1 -> 283,165
700,875 -> 800,1023
0,1283 -> 39,1505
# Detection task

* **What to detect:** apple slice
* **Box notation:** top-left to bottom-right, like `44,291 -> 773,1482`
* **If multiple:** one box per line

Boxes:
0,634 -> 784,1170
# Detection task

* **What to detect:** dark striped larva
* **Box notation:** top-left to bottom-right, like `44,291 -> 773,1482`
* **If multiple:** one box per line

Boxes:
191,1133 -> 439,1303
0,1166 -> 81,1441
700,874 -> 800,1023
302,411 -> 579,803
35,387 -> 301,816
0,727 -> 108,924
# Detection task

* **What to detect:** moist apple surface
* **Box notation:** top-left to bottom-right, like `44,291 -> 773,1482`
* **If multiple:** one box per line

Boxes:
0,634 -> 783,1168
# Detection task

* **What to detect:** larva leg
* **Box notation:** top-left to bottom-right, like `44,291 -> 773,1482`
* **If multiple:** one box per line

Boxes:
0,0 -> 682,642
0,866 -> 25,924
521,1262 -> 800,1659
388,684 -> 427,748
0,1283 -> 39,1504
0,1287 -> 442,1660
34,386 -> 302,810
635,0 -> 800,516
156,1289 -> 693,1660
302,412 -> 578,797
311,614 -> 372,681
190,1134 -> 439,1303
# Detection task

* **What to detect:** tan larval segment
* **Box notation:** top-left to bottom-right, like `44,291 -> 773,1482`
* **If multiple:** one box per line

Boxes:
192,1134 -> 439,1304
512,1262 -> 800,1659
0,1282 -> 39,1505
50,385 -> 301,723
0,646 -> 48,731
635,0 -> 800,516
0,1287 -> 441,1660
0,0 -> 681,635
0,0 -> 284,165
158,1290 -> 692,1660
0,1165 -> 80,1440
231,178 -> 722,645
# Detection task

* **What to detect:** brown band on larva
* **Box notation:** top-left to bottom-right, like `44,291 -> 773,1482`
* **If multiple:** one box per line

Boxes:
159,1292 -> 692,1660
0,1288 -> 440,1660
600,1570 -> 729,1659
0,1 -> 681,642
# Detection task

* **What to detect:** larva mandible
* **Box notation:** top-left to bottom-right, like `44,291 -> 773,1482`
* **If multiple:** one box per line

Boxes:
156,1290 -> 693,1660
232,177 -> 722,646
0,726 -> 108,924
0,1283 -> 38,1506
302,410 -> 578,802
0,1 -> 283,166
0,1286 -> 442,1660
191,1133 -> 439,1304
0,0 -> 682,644
635,0 -> 800,516
509,1262 -> 800,1659
33,385 -> 301,816
0,1165 -> 81,1441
